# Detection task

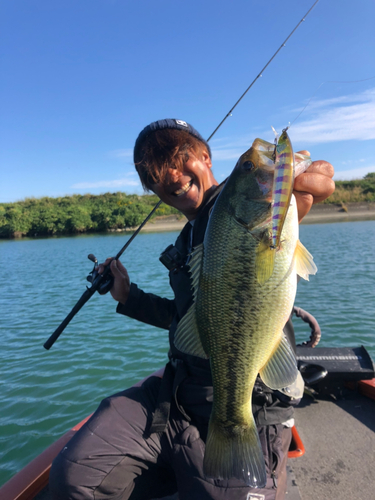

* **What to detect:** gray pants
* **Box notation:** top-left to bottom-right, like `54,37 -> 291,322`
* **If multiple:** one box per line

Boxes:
49,376 -> 291,500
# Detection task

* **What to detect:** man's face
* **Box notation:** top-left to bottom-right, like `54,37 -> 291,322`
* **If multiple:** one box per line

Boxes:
150,149 -> 218,221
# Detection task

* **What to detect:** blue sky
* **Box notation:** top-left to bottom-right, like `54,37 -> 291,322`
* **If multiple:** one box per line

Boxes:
1,0 -> 375,203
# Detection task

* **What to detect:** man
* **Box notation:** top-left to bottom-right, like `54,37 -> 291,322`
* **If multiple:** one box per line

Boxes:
50,119 -> 334,500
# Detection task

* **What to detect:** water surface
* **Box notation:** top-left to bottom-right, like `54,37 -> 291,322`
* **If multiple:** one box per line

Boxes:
0,221 -> 374,485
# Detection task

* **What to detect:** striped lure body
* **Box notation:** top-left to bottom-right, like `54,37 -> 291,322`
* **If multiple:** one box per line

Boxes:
254,129 -> 312,284
271,129 -> 295,249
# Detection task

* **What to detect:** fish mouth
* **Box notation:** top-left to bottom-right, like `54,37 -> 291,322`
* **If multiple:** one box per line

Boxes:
172,179 -> 193,196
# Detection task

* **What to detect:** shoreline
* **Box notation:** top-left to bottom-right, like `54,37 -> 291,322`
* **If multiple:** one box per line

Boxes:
5,203 -> 375,239
139,202 -> 375,232
299,202 -> 375,225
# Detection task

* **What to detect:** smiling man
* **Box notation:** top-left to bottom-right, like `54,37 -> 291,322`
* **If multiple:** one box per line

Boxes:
50,119 -> 334,500
134,119 -> 219,221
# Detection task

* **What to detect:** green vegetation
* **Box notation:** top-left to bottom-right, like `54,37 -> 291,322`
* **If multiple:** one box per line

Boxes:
323,172 -> 375,204
1,173 -> 375,238
0,193 -> 181,238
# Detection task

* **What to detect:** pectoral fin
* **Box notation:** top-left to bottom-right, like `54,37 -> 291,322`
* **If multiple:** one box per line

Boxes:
259,335 -> 298,389
294,240 -> 317,281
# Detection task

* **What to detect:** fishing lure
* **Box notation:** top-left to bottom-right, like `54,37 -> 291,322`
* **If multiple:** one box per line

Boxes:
254,129 -> 312,284
271,128 -> 295,251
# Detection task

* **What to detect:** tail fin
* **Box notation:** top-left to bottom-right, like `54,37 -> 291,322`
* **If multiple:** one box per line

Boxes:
203,417 -> 267,488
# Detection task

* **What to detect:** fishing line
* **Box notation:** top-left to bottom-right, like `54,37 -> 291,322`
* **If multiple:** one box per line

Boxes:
206,0 -> 321,142
289,76 -> 375,128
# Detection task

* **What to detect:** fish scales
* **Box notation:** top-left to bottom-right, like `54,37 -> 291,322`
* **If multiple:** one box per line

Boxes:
174,134 -> 316,487
198,208 -> 294,426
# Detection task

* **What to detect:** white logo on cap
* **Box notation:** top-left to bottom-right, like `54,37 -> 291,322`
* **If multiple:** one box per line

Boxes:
246,494 -> 265,500
175,120 -> 188,127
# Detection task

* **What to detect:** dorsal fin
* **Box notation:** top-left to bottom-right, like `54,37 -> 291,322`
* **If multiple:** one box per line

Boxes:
187,243 -> 204,300
174,244 -> 208,359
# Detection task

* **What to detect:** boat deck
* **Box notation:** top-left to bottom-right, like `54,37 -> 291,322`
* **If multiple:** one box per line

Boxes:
290,389 -> 375,500
7,389 -> 375,500
33,472 -> 302,500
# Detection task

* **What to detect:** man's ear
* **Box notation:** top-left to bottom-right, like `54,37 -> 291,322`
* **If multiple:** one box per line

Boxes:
201,149 -> 212,169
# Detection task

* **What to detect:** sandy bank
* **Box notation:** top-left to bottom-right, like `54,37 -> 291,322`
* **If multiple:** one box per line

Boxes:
138,214 -> 188,232
300,202 -> 375,225
134,203 -> 375,233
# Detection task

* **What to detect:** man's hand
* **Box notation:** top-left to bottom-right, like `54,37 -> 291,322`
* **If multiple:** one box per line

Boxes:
294,150 -> 335,222
97,258 -> 130,304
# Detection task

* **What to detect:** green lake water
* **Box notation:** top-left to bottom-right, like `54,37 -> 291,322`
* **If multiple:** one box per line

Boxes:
1,220 -> 374,486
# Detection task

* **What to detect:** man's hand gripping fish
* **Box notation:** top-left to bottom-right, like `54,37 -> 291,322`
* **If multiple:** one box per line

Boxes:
174,130 -> 317,487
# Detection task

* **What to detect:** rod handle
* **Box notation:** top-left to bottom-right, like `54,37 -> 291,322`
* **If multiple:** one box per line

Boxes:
43,288 -> 94,350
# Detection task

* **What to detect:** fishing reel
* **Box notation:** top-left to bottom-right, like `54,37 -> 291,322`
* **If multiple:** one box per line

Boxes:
86,254 -> 114,295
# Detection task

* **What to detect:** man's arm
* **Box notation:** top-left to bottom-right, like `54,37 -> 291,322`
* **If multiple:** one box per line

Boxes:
98,258 -> 176,330
116,282 -> 176,330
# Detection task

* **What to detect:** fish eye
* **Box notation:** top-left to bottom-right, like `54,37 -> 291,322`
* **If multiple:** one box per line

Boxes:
242,160 -> 255,171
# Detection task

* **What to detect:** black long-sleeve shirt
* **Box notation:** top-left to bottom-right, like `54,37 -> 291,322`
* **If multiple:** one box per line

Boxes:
116,184 -> 223,370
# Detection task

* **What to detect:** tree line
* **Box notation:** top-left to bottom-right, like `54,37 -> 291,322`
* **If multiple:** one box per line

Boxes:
1,173 -> 374,238
0,192 -> 181,238
325,172 -> 375,204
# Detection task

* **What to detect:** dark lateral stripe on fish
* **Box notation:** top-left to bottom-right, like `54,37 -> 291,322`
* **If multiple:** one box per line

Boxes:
210,241 -> 261,423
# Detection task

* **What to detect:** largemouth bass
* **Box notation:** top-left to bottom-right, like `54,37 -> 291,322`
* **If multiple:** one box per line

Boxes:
174,133 -> 316,487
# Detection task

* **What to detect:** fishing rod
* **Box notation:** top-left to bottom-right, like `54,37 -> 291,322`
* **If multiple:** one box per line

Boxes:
43,201 -> 161,350
43,0 -> 320,350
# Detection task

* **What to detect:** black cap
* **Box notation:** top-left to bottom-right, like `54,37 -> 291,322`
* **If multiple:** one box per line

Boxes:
133,118 -> 211,163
